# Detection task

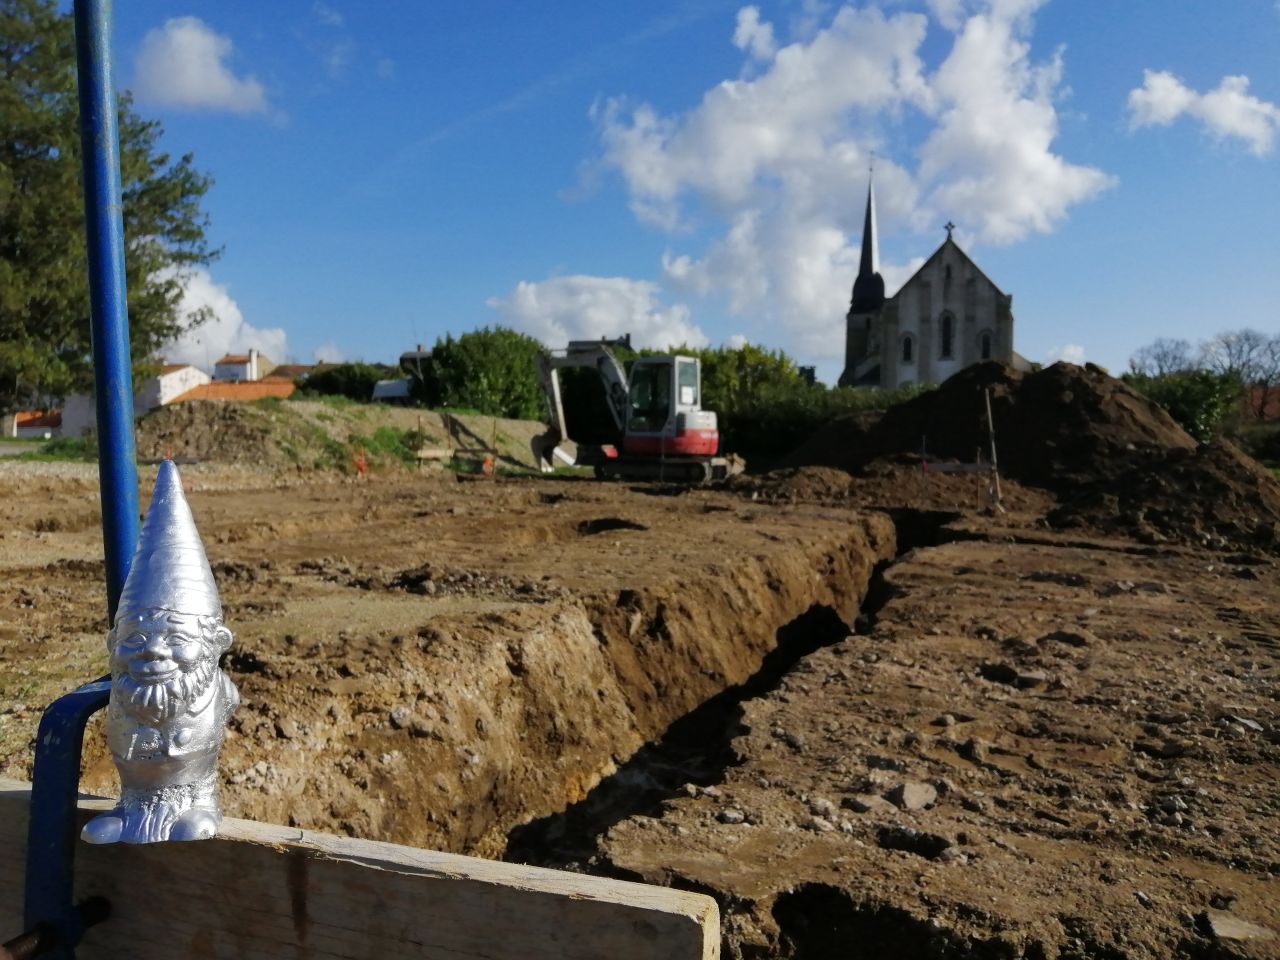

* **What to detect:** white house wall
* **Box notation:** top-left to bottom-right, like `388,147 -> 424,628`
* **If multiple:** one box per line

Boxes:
60,366 -> 210,437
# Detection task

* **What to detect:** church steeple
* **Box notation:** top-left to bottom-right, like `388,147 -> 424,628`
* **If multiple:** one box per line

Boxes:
849,173 -> 885,315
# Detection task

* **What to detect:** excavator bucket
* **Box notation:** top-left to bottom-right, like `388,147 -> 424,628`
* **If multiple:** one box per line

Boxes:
531,431 -> 557,473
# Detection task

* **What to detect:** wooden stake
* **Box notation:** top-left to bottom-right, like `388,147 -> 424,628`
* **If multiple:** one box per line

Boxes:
984,388 -> 1004,512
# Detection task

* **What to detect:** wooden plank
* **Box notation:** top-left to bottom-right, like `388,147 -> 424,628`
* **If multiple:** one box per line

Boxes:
414,447 -> 452,461
0,779 -> 718,960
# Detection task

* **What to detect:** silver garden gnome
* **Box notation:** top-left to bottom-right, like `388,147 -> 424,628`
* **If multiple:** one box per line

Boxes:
82,460 -> 240,844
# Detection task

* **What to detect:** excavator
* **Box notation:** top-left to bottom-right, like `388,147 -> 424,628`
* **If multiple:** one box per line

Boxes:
531,335 -> 745,482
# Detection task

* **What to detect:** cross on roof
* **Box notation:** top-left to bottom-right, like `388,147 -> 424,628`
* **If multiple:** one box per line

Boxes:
945,221 -> 956,238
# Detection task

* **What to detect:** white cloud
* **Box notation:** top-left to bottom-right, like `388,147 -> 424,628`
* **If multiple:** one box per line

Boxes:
1128,70 -> 1280,156
917,6 -> 1114,242
312,2 -> 344,27
323,41 -> 354,79
589,1 -> 1110,361
732,7 -> 777,61
161,269 -> 288,370
726,333 -> 749,349
1046,343 -> 1085,365
313,341 -> 346,363
487,276 -> 707,350
133,17 -> 267,114
927,0 -> 969,31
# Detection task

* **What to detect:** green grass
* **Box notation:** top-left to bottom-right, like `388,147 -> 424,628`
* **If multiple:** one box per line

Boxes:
429,405 -> 485,416
349,426 -> 420,466
290,391 -> 358,409
13,436 -> 96,462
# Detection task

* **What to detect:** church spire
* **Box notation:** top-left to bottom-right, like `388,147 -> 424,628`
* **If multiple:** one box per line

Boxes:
860,169 -> 879,276
848,171 -> 885,315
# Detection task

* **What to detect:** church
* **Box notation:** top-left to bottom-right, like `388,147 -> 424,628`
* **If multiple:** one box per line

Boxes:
838,177 -> 1030,389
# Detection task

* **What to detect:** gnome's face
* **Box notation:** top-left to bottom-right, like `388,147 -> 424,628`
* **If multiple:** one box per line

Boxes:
109,611 -> 229,723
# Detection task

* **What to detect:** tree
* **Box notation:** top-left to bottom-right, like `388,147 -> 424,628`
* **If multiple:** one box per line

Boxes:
415,327 -> 545,419
1199,329 -> 1271,382
1123,369 -> 1242,442
0,0 -> 216,413
1128,338 -> 1195,377
301,363 -> 386,402
1199,329 -> 1280,419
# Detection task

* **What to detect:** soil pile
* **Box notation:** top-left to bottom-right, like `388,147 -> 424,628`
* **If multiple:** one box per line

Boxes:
134,398 -> 547,471
728,462 -> 1055,514
136,400 -> 281,464
1050,440 -> 1280,552
727,465 -> 857,502
784,362 -> 1196,492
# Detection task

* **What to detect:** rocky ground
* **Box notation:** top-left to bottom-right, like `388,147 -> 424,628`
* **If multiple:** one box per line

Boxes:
0,363 -> 1276,958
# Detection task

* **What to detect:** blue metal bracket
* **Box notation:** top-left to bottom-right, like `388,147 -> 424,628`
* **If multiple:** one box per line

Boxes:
18,0 -> 141,950
20,680 -> 112,958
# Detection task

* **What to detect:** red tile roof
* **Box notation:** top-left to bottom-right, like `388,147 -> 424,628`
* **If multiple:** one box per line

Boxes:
171,381 -> 296,403
270,364 -> 313,379
215,354 -> 251,365
160,363 -> 196,375
15,410 -> 62,428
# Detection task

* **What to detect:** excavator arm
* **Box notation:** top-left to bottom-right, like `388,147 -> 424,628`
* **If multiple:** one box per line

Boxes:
531,338 -> 631,472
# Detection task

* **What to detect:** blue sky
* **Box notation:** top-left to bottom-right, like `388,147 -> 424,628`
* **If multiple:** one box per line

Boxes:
110,0 -> 1280,384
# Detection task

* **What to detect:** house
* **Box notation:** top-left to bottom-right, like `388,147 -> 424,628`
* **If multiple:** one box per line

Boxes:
839,176 -> 1031,389
269,363 -> 315,382
213,349 -> 275,382
61,363 -> 212,437
3,410 -> 62,439
170,380 -> 296,403
372,379 -> 412,403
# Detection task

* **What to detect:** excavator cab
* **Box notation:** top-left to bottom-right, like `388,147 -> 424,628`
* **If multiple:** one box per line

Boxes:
531,338 -> 741,481
622,356 -> 719,458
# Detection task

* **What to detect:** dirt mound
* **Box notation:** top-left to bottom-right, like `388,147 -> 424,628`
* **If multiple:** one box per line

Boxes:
1050,440 -> 1280,552
728,462 -> 1054,514
134,398 -> 550,471
784,362 -> 1196,492
728,466 -> 857,502
136,400 -> 281,464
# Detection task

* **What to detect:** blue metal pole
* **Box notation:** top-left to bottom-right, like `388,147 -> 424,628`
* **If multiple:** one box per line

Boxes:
72,0 -> 139,617
21,1 -> 138,954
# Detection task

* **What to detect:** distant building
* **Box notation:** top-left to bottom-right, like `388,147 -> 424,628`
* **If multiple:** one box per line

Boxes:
61,362 -> 212,437
839,176 -> 1030,389
170,380 -> 296,403
3,410 -> 62,439
270,363 -> 315,382
213,349 -> 275,382
399,345 -> 432,383
372,379 -> 413,404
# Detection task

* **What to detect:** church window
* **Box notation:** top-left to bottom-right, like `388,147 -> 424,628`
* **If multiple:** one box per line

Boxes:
980,332 -> 992,360
940,313 -> 955,359
901,336 -> 914,364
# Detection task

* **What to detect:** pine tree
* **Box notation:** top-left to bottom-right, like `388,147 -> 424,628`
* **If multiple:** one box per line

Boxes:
0,0 -> 216,411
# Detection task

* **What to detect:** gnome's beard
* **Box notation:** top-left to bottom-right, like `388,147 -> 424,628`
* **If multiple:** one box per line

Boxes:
115,657 -> 216,725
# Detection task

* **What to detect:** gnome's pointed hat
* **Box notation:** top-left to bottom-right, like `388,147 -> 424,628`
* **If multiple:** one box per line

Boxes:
115,461 -> 221,624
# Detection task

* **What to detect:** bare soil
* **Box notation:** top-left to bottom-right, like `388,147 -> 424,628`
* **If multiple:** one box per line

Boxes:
0,363 -> 1276,958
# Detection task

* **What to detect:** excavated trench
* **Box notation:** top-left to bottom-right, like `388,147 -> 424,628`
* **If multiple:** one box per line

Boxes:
176,500 -> 903,859
506,603 -> 852,866
504,508 -> 954,870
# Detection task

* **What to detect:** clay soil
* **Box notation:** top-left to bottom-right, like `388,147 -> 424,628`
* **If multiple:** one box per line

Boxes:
0,381 -> 1277,957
